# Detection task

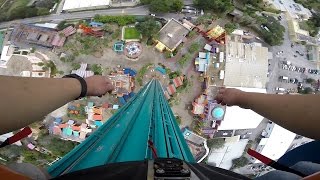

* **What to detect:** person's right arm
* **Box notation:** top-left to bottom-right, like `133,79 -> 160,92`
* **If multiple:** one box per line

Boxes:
215,88 -> 320,140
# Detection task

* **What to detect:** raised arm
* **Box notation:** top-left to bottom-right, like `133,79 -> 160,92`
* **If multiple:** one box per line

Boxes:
215,88 -> 320,140
0,75 -> 114,134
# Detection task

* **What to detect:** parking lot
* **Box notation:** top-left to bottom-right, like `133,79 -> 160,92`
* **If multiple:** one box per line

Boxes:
266,13 -> 320,94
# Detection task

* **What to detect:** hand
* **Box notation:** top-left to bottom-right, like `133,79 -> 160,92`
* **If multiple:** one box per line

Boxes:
85,76 -> 114,96
215,87 -> 245,107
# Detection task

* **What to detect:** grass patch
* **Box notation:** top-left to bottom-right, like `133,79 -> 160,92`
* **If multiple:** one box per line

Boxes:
124,27 -> 141,39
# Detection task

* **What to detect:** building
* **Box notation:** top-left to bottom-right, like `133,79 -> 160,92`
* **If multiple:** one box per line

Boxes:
224,35 -> 269,89
62,0 -> 110,12
195,52 -> 210,73
263,0 -> 312,20
182,128 -> 209,163
71,63 -> 94,78
155,19 -> 190,52
10,24 -> 58,48
219,34 -> 270,130
254,122 -> 296,163
109,70 -> 134,97
306,45 -> 320,62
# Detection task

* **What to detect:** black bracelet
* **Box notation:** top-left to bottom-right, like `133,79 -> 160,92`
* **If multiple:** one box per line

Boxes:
63,74 -> 87,99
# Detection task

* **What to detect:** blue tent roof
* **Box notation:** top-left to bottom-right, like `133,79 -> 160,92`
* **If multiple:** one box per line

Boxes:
123,68 -> 137,77
89,22 -> 104,27
54,118 -> 62,124
129,92 -> 135,98
95,121 -> 103,127
119,97 -> 126,105
123,94 -> 130,102
155,67 -> 166,75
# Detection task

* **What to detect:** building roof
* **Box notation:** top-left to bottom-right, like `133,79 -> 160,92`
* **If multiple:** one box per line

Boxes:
157,19 -> 190,50
256,124 -> 296,162
10,24 -> 57,48
58,124 -> 68,129
207,25 -> 225,39
72,125 -> 81,131
93,114 -> 103,121
183,129 -> 206,146
224,36 -> 269,88
218,87 -> 266,130
167,84 -> 176,95
34,23 -> 58,29
63,0 -> 110,11
173,76 -> 183,87
93,107 -> 103,115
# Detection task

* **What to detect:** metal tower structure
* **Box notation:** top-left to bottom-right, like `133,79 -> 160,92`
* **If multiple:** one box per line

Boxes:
48,80 -> 195,177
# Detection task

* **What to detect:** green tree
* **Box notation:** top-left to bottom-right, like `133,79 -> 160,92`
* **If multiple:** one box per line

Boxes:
175,116 -> 182,125
171,0 -> 183,12
224,22 -> 239,34
57,21 -> 67,30
193,0 -> 234,15
136,18 -> 161,39
140,0 -> 152,4
303,87 -> 313,94
306,78 -> 316,84
150,0 -> 170,13
260,16 -> 285,46
91,64 -> 103,75
206,138 -> 225,149
37,8 -> 50,16
178,53 -> 191,67
72,63 -> 81,70
189,42 -> 200,53
188,31 -> 197,38
37,62 -> 44,66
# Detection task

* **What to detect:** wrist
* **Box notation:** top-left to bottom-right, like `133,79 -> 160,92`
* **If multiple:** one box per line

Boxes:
236,91 -> 250,109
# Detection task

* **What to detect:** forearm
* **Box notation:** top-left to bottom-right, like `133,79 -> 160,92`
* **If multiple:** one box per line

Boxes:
239,93 -> 320,139
0,76 -> 81,134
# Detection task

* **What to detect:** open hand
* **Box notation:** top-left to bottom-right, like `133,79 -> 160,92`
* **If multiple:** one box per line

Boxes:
214,87 -> 245,106
85,76 -> 114,96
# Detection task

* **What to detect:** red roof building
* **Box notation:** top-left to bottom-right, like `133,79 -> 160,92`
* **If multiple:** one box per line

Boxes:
173,76 -> 184,87
72,125 -> 81,131
166,84 -> 176,95
93,114 -> 103,121
58,123 -> 68,129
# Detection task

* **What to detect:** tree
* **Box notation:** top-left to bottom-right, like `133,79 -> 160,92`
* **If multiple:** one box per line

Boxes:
150,0 -> 170,13
206,138 -> 225,149
103,25 -> 114,34
178,53 -> 191,67
232,156 -> 249,169
306,78 -> 316,84
171,0 -> 183,12
37,62 -> 44,66
91,64 -> 103,75
37,8 -> 50,16
224,23 -> 239,34
303,87 -> 313,94
188,31 -> 197,38
193,0 -> 234,15
136,18 -> 161,39
72,63 -> 81,70
260,16 -> 285,46
57,21 -> 67,30
189,42 -> 200,53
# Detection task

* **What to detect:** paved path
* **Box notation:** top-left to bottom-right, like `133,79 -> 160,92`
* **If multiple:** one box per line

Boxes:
0,6 -> 149,29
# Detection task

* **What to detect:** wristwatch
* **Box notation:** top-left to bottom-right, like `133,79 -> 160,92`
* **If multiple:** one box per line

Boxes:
63,74 -> 87,99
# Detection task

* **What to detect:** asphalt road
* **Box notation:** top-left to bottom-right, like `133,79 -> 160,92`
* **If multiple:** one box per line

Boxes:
0,5 -> 150,29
